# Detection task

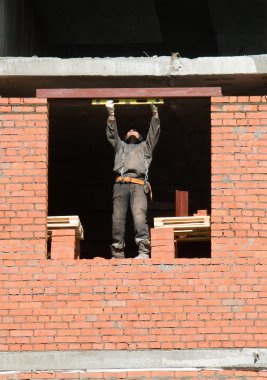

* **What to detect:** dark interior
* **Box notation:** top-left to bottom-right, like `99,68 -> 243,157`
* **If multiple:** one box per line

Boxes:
1,0 -> 267,58
48,97 -> 211,259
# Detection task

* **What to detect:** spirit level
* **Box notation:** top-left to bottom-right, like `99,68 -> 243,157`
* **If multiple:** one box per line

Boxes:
91,98 -> 164,106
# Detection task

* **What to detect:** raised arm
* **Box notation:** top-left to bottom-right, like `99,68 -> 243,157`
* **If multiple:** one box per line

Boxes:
145,104 -> 160,155
105,100 -> 122,149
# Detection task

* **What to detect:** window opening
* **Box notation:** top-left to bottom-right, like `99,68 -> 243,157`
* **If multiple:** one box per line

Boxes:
48,97 -> 211,259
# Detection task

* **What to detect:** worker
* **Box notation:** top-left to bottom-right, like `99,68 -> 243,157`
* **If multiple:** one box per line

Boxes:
106,100 -> 160,258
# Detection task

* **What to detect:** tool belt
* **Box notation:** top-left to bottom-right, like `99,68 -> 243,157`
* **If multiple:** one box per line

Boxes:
116,176 -> 145,186
115,176 -> 153,201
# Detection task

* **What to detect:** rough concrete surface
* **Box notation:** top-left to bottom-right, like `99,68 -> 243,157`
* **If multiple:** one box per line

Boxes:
0,55 -> 267,77
0,349 -> 267,371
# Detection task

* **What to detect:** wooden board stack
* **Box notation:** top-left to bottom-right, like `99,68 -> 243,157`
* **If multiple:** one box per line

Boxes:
47,215 -> 84,240
154,215 -> 210,242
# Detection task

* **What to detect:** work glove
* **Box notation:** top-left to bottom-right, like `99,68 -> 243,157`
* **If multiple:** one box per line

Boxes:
151,103 -> 158,114
106,100 -> 115,116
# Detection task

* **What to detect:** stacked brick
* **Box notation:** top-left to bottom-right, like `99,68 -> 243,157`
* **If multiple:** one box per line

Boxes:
0,257 -> 266,352
211,96 -> 267,257
51,229 -> 80,259
0,369 -> 266,379
0,98 -> 48,257
150,227 -> 175,259
0,96 -> 267,379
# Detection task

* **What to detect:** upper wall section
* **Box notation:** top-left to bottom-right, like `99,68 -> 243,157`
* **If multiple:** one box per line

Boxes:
1,0 -> 267,58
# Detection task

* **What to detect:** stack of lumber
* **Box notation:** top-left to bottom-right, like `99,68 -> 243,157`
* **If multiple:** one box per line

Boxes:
154,215 -> 210,242
47,215 -> 84,240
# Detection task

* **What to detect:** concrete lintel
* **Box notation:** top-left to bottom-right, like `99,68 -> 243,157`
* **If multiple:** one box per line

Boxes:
0,349 -> 267,372
0,55 -> 267,77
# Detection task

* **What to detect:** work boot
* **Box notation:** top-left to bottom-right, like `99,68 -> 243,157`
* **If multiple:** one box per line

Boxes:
135,240 -> 150,259
135,252 -> 150,259
110,245 -> 125,259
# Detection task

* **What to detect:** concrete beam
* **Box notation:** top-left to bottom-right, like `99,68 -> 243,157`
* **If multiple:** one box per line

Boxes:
0,349 -> 267,372
1,55 -> 267,77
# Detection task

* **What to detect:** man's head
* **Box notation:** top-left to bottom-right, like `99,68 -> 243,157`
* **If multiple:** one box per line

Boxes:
125,128 -> 143,144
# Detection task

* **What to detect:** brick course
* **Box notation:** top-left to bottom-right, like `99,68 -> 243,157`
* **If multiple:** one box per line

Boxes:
0,257 -> 266,351
0,98 -> 48,256
0,369 -> 267,379
211,96 -> 267,257
0,96 -> 267,379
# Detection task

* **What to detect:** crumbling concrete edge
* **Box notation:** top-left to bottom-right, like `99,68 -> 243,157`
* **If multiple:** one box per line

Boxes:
0,348 -> 267,372
0,55 -> 267,76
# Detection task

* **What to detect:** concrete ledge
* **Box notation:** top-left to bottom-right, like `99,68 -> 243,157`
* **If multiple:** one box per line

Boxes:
0,55 -> 267,76
0,349 -> 267,371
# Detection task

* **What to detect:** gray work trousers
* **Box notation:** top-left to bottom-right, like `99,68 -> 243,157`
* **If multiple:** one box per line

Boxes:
111,182 -> 150,256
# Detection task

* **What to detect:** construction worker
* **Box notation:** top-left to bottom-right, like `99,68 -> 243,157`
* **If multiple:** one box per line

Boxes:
106,100 -> 160,258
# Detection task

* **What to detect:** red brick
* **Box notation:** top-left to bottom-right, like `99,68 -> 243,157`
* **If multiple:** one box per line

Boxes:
0,98 -> 48,258
0,95 -> 266,357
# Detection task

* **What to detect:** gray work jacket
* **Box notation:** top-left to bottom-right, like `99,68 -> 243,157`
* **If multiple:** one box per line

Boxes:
106,116 -> 160,179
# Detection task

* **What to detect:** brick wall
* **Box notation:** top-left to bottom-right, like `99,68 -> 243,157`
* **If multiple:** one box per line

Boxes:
0,98 -> 48,257
0,257 -> 266,351
0,369 -> 266,379
211,96 -> 267,257
0,96 -> 267,379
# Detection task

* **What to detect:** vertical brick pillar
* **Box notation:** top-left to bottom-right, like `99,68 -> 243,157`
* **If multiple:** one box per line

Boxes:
211,96 -> 267,257
150,227 -> 175,259
0,98 -> 48,257
51,229 -> 80,259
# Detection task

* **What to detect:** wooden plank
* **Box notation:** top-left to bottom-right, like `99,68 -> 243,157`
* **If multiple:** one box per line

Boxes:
47,216 -> 81,225
36,87 -> 222,99
47,223 -> 80,229
154,216 -> 209,221
154,216 -> 210,227
47,215 -> 80,221
155,224 -> 210,230
154,215 -> 209,220
154,219 -> 210,226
